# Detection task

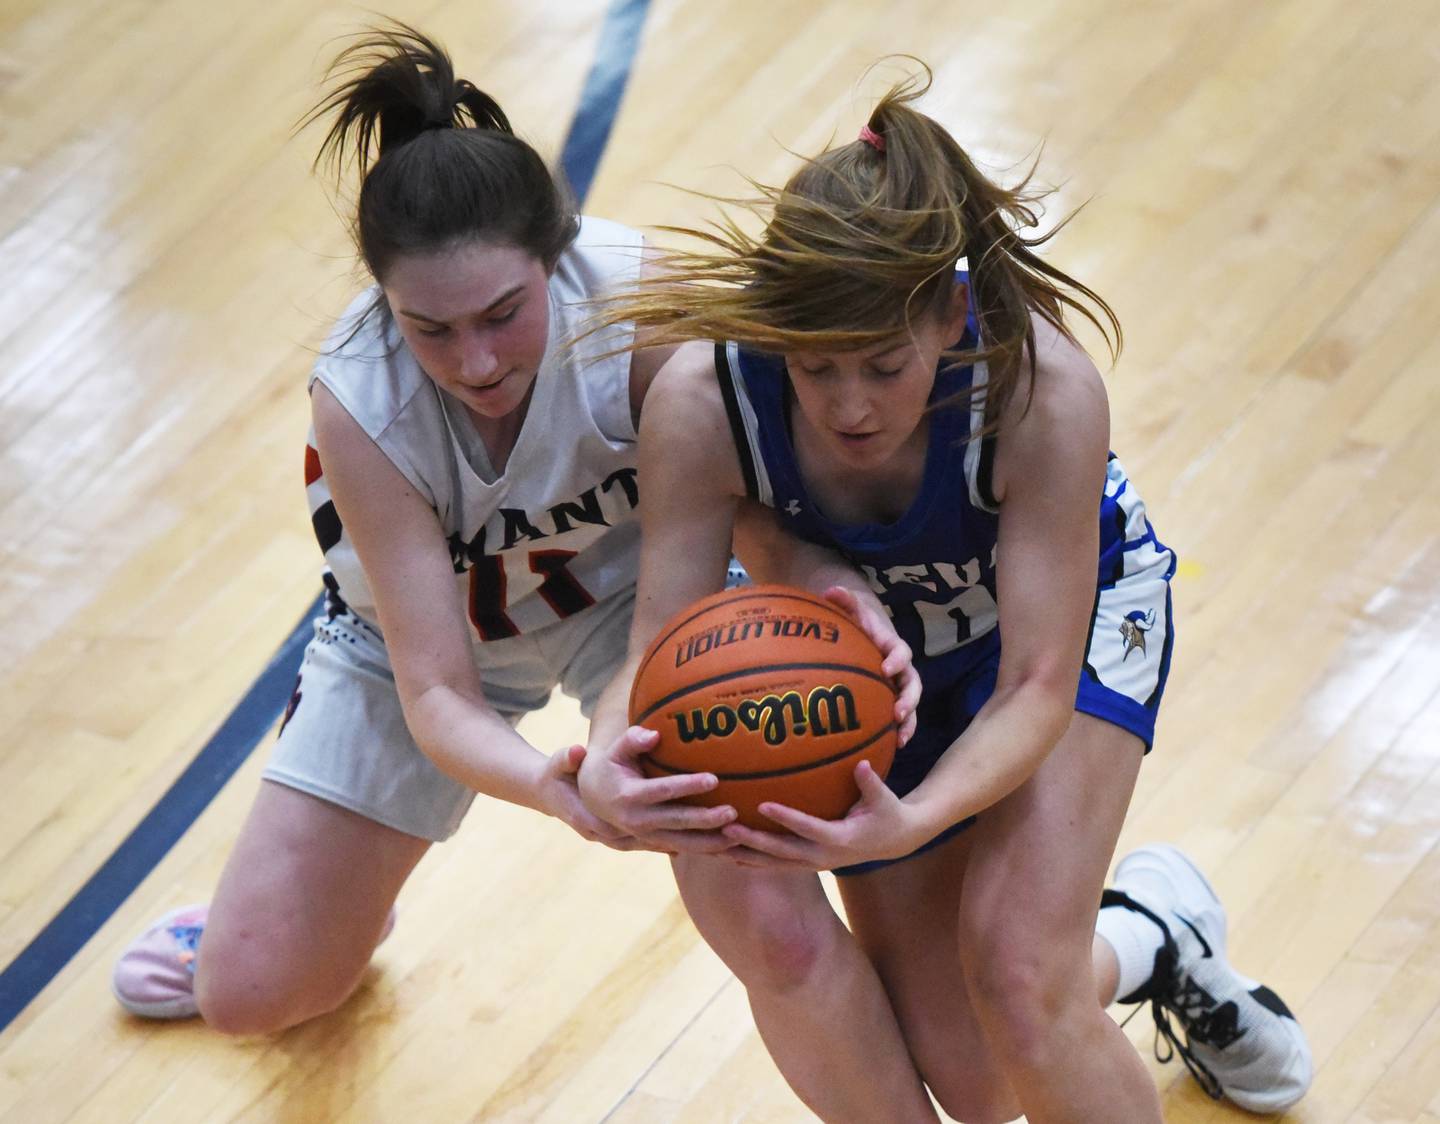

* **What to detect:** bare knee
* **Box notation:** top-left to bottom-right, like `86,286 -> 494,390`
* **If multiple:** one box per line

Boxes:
193,784 -> 421,1035
716,891 -> 834,993
752,909 -> 835,993
962,933 -> 1091,1068
921,1057 -> 1021,1123
897,1009 -> 1021,1124
196,965 -> 361,1036
194,934 -> 367,1035
676,861 -> 834,994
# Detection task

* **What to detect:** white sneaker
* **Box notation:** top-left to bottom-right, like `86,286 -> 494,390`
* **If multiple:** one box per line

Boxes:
1107,844 -> 1313,1114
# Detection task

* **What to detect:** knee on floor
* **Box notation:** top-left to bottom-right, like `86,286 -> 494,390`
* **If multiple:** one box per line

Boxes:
194,953 -> 361,1036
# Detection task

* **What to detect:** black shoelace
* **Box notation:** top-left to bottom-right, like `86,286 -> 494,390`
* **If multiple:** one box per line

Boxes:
1107,889 -> 1229,1102
1148,995 -> 1225,1100
1117,956 -> 1223,1100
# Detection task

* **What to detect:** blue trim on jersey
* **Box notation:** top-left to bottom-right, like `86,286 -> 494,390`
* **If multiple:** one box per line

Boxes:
730,293 -> 1006,696
1147,580 -> 1177,711
724,296 -> 1178,880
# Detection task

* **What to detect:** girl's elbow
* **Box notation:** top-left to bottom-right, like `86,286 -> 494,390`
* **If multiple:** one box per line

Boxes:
999,672 -> 1079,740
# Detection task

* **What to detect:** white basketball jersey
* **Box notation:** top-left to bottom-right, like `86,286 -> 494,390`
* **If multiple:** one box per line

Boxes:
304,216 -> 644,641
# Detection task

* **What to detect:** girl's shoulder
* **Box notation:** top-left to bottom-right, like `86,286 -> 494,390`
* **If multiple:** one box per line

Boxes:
642,340 -> 735,446
648,339 -> 727,413
1022,314 -> 1104,390
641,340 -> 749,500
1025,316 -> 1109,425
989,315 -> 1110,504
310,286 -> 437,444
550,216 -> 645,305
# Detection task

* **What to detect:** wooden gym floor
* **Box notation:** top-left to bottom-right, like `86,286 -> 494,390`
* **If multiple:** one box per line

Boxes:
3,0 -> 1439,1120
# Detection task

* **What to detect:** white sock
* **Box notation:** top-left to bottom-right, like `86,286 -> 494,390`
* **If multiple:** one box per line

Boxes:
1096,899 -> 1168,1003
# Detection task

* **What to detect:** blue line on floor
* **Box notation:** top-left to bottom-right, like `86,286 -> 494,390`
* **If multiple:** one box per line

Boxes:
562,0 -> 651,202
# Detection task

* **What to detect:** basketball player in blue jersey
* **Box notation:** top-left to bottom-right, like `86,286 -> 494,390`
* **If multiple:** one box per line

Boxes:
581,68 -> 1313,1119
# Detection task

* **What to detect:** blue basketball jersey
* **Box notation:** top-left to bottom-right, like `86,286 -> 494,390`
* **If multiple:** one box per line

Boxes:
715,283 -> 1174,702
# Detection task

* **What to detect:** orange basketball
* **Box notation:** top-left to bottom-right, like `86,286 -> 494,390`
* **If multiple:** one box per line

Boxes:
628,584 -> 898,830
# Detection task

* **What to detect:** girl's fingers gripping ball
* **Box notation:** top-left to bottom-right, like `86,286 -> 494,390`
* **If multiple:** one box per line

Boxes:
628,584 -> 898,830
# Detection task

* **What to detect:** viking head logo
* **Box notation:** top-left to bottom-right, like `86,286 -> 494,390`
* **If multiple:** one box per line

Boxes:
1118,609 -> 1156,661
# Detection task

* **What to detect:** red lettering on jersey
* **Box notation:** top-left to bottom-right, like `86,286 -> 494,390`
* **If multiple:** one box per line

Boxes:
304,445 -> 323,486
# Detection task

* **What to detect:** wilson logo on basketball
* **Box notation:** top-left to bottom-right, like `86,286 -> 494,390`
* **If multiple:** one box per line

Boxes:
673,616 -> 841,667
670,684 -> 861,747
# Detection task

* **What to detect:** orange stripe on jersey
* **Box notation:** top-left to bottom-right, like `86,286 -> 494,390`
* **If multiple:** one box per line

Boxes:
304,445 -> 322,485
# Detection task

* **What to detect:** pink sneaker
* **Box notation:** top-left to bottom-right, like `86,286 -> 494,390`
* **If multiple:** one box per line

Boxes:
111,905 -> 208,1018
111,903 -> 398,1019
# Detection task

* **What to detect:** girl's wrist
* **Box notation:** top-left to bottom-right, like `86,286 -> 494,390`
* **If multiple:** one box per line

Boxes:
901,788 -> 971,844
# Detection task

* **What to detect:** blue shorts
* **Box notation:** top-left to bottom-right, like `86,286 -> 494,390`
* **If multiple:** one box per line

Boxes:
834,532 -> 1176,877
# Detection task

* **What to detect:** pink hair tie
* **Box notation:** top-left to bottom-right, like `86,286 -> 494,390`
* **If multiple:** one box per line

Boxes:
859,124 -> 886,152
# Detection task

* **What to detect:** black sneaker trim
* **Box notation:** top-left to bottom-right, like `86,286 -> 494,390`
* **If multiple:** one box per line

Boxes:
1173,913 -> 1214,959
1151,1002 -> 1225,1101
1249,983 -> 1295,1020
1100,888 -> 1225,1101
1100,889 -> 1175,1004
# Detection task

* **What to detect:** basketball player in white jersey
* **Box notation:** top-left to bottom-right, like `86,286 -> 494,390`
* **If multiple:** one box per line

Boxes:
107,23 -> 796,1032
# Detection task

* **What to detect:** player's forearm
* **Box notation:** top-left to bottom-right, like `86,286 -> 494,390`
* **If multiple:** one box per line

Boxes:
733,500 -> 874,596
586,651 -> 644,753
403,684 -> 552,812
902,679 -> 1073,833
741,533 -> 876,604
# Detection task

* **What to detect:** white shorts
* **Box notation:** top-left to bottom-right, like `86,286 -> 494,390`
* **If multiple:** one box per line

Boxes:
262,589 -> 634,841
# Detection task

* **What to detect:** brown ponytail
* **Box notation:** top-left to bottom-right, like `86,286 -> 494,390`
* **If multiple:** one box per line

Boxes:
301,21 -> 578,284
598,62 -> 1119,429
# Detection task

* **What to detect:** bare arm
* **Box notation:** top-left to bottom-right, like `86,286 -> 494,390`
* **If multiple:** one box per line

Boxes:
891,326 -> 1111,835
733,502 -> 920,743
724,323 -> 1110,866
580,342 -> 751,845
623,242 -> 687,425
311,383 -> 626,845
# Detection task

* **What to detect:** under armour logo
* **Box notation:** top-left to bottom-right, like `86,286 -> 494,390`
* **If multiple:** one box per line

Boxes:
785,499 -> 802,516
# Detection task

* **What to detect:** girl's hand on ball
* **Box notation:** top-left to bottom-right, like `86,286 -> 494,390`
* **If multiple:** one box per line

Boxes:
719,760 -> 926,870
541,744 -> 646,850
576,726 -> 739,854
822,584 -> 921,746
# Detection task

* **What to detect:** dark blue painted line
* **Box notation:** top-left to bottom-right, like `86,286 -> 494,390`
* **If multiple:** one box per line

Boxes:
0,0 -> 651,1034
561,0 -> 652,202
